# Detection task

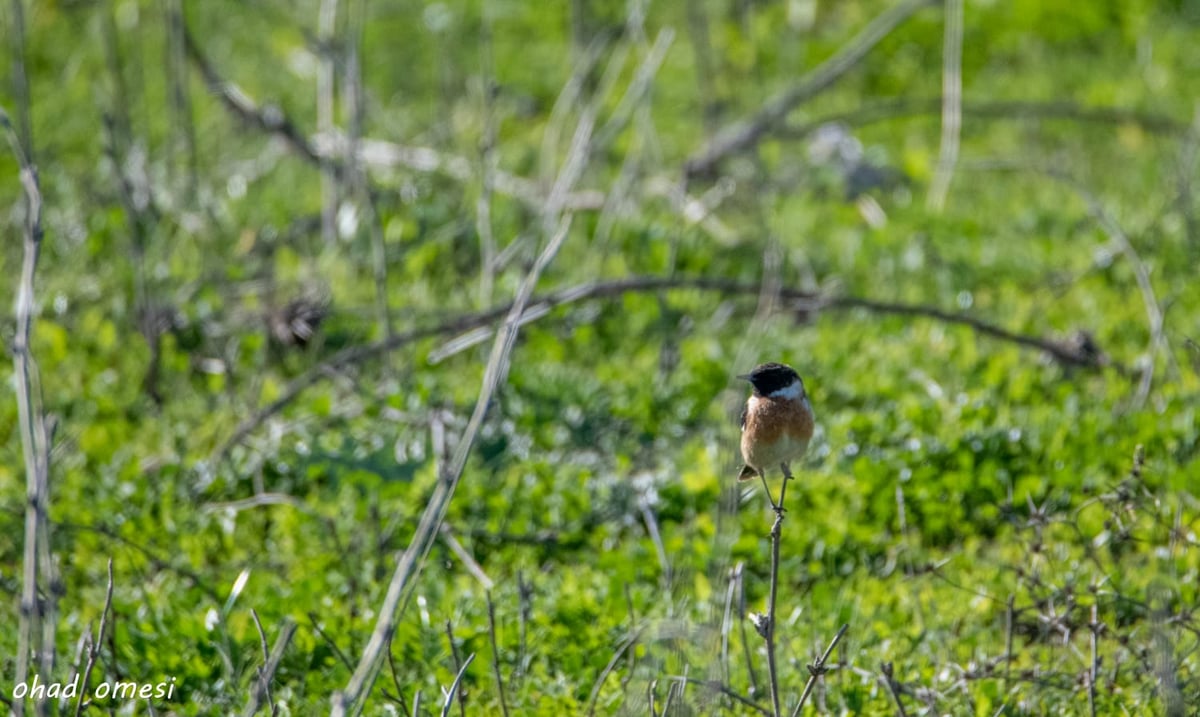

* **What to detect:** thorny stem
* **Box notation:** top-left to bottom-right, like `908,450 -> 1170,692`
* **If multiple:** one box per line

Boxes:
791,623 -> 849,716
761,464 -> 792,717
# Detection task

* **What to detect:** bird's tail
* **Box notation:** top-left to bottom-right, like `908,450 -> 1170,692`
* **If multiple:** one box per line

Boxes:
737,464 -> 757,481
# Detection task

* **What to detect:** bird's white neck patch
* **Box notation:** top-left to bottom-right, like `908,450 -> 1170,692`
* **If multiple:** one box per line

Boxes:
769,379 -> 803,400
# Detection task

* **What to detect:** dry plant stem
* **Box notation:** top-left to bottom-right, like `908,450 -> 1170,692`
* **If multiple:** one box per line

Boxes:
790,623 -> 849,717
585,629 -> 643,716
963,161 -> 1162,399
590,28 -> 674,152
515,572 -> 532,684
1003,594 -> 1015,696
738,564 -> 762,696
720,563 -> 743,684
440,525 -> 494,590
780,98 -> 1190,142
684,0 -> 937,179
5,39 -> 50,713
241,617 -> 296,717
1071,187 -> 1163,406
307,613 -> 354,671
639,499 -> 672,588
386,647 -> 410,716
684,0 -> 718,133
219,275 -> 1113,461
72,560 -> 114,717
1088,603 -> 1100,717
330,48 -> 613,709
1042,169 -> 1163,405
317,0 -> 340,244
182,21 -> 700,223
540,37 -> 604,184
620,584 -> 638,693
673,677 -> 770,716
476,9 -> 498,307
440,654 -> 475,717
761,466 -> 791,717
162,0 -> 197,194
927,0 -> 963,211
485,592 -> 510,717
444,621 -> 467,717
251,612 -> 271,705
659,680 -> 677,715
879,662 -> 909,717
329,216 -> 574,717
181,24 -> 322,163
57,519 -> 219,601
342,0 -> 392,341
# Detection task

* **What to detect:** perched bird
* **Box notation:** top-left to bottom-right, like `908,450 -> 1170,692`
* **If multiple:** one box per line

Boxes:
737,362 -> 814,483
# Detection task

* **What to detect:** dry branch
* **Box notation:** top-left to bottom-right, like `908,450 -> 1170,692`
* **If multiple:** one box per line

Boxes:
181,23 -> 322,164
179,19 -> 744,244
329,209 -> 579,715
781,99 -> 1190,141
242,613 -> 296,717
4,26 -> 54,707
216,276 -> 1117,460
440,654 -> 475,717
670,676 -> 771,717
585,628 -> 644,716
55,518 -> 221,602
927,0 -> 963,211
317,0 -> 340,244
485,592 -> 509,717
163,0 -> 198,194
790,623 -> 848,716
962,161 -> 1161,404
72,560 -> 114,717
880,662 -> 910,717
443,622 -> 467,717
683,0 -> 938,180
754,466 -> 794,717
182,18 -> 605,214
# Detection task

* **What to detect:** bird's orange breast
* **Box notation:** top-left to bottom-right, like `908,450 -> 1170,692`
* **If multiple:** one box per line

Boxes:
740,395 -> 814,472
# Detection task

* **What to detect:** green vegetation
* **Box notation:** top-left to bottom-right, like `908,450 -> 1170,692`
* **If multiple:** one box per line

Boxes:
2,0 -> 1199,714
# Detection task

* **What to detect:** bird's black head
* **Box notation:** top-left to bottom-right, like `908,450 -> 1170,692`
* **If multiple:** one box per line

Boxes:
738,362 -> 802,397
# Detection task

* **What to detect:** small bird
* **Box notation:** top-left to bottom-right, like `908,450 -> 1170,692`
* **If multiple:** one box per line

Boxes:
737,362 -> 814,483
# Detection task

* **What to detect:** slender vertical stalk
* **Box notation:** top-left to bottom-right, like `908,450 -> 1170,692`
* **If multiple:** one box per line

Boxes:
73,560 -> 114,717
6,2 -> 49,710
344,0 -> 393,339
440,654 -> 475,717
444,620 -> 468,717
1003,594 -> 1015,696
927,0 -> 963,210
757,466 -> 791,717
486,592 -> 510,717
476,5 -> 498,307
1089,603 -> 1100,717
162,0 -> 197,195
317,0 -> 340,244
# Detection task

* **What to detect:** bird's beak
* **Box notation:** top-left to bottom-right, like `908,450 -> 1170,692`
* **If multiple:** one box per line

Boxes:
736,373 -> 752,381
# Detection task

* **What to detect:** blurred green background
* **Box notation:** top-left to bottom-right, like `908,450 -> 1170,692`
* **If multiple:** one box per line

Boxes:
2,0 -> 1199,714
